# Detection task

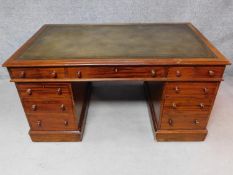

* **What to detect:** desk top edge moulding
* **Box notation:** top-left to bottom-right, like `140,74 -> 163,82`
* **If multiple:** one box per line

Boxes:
2,23 -> 231,142
2,23 -> 230,67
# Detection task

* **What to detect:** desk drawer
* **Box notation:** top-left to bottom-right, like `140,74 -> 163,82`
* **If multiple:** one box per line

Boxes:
163,97 -> 212,114
67,66 -> 167,79
161,97 -> 212,130
17,83 -> 71,98
27,114 -> 77,131
160,114 -> 208,130
22,99 -> 73,114
167,66 -> 224,79
10,68 -> 65,79
164,82 -> 219,98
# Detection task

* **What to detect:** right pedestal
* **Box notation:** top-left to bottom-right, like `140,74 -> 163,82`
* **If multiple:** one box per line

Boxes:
145,81 -> 220,141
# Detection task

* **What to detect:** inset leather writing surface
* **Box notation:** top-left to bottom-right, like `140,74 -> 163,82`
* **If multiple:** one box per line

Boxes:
18,24 -> 216,60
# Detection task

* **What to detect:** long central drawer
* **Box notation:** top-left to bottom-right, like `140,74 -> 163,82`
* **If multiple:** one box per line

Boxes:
67,66 -> 167,78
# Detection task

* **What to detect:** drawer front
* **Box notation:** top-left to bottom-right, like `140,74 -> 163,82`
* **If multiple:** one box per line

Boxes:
10,68 -> 65,79
17,83 -> 71,98
27,114 -> 77,131
163,97 -> 213,114
167,66 -> 225,79
160,115 -> 208,130
164,82 -> 219,98
22,99 -> 73,114
68,66 -> 167,79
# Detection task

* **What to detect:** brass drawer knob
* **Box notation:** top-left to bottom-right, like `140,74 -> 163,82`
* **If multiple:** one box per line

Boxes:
203,88 -> 209,94
31,104 -> 37,111
208,70 -> 215,77
57,88 -> 62,95
64,120 -> 69,126
26,89 -> 32,95
19,71 -> 25,78
193,119 -> 200,125
151,69 -> 156,77
37,120 -> 41,127
168,119 -> 173,126
51,71 -> 57,78
199,103 -> 205,109
114,68 -> 118,73
77,71 -> 82,78
176,70 -> 181,77
60,104 -> 65,111
172,103 -> 177,109
174,86 -> 180,93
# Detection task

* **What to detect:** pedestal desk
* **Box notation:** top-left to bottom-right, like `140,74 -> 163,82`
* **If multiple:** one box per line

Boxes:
2,23 -> 230,142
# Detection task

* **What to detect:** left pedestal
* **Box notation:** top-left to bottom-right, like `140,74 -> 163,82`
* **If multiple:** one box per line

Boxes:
16,82 -> 91,142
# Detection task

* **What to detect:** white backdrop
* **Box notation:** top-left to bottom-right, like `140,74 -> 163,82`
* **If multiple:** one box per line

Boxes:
1,0 -> 232,78
1,2 -> 233,175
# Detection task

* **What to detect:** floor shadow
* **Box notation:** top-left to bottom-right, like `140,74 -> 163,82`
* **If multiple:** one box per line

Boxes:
91,81 -> 146,101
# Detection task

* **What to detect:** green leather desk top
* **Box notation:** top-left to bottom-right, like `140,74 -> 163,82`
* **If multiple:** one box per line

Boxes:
18,24 -> 216,60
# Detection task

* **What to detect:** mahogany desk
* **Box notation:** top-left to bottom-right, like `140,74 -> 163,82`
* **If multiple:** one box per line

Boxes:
2,23 -> 230,142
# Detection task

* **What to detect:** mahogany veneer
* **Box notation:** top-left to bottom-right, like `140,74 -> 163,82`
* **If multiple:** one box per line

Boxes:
2,23 -> 231,142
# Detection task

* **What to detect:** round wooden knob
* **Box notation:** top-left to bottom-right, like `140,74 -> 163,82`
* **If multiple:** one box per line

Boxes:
172,103 -> 177,109
168,119 -> 173,126
77,71 -> 82,78
203,88 -> 209,94
151,69 -> 156,77
26,89 -> 32,95
193,119 -> 200,125
31,104 -> 37,111
208,70 -> 215,77
60,104 -> 65,111
114,68 -> 118,73
57,88 -> 62,95
64,120 -> 69,126
176,70 -> 181,77
51,71 -> 57,78
19,71 -> 25,78
174,86 -> 179,93
37,120 -> 41,127
199,103 -> 205,109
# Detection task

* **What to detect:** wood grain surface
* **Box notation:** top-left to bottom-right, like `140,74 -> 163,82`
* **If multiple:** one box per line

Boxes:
2,23 -> 231,142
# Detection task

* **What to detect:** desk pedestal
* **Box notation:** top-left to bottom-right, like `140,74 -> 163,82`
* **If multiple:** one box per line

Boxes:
16,82 -> 91,142
145,82 -> 219,141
